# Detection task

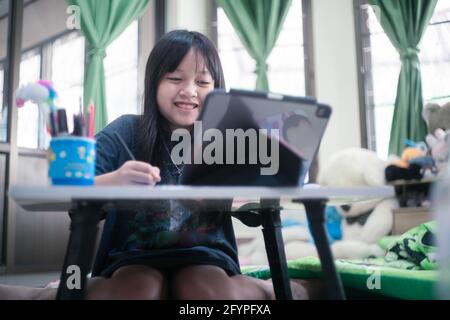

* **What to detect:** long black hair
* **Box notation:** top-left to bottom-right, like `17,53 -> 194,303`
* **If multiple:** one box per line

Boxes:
137,30 -> 226,165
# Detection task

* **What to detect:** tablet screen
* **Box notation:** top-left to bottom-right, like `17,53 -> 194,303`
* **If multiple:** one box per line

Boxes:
180,90 -> 331,186
199,90 -> 330,164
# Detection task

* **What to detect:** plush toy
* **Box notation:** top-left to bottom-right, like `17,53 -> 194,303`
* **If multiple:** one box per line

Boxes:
422,102 -> 450,176
385,146 -> 428,182
426,129 -> 448,160
317,148 -> 397,259
15,80 -> 58,112
237,148 -> 397,265
422,102 -> 450,134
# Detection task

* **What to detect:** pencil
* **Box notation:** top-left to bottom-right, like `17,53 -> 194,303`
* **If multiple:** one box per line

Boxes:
114,132 -> 136,161
88,101 -> 95,138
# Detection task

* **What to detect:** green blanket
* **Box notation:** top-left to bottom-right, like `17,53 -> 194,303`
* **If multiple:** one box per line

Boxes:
242,256 -> 437,300
384,221 -> 437,270
242,222 -> 438,300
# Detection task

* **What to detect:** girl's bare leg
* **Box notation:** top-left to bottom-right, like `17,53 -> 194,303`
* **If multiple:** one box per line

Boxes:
0,265 -> 167,300
171,264 -> 324,300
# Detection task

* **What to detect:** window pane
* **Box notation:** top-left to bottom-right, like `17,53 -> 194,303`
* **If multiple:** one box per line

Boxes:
51,32 -> 85,140
267,0 -> 305,96
369,34 -> 400,107
420,22 -> 450,102
430,0 -> 450,24
217,0 -> 305,96
17,50 -> 41,149
105,21 -> 138,123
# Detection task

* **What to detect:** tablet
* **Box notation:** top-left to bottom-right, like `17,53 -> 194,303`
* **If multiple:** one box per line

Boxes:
179,89 -> 332,187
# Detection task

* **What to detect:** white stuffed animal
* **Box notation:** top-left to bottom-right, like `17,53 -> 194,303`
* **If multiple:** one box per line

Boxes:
317,148 -> 397,259
237,148 -> 396,265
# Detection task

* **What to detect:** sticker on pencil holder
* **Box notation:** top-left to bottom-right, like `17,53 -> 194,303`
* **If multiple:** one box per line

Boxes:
48,137 -> 96,185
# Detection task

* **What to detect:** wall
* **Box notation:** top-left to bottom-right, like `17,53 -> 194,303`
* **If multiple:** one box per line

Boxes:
165,0 -> 214,38
13,154 -> 70,271
311,0 -> 362,168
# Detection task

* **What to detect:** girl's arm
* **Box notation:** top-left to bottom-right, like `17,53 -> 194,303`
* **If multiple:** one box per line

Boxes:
95,160 -> 161,186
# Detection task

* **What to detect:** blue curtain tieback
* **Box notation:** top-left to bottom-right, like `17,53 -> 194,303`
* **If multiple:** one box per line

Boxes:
88,47 -> 107,59
400,47 -> 420,61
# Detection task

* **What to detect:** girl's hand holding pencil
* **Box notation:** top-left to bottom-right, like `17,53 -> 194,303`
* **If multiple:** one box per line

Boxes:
94,132 -> 161,186
114,161 -> 161,185
95,160 -> 161,186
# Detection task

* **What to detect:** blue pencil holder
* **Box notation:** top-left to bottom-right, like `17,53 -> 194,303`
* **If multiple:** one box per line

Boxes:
48,136 -> 96,186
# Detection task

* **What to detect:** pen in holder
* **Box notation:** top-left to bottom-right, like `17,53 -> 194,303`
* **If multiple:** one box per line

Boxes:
48,136 -> 96,185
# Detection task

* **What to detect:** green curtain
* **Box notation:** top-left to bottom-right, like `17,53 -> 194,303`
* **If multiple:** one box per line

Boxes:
215,0 -> 292,91
67,0 -> 150,132
368,0 -> 437,156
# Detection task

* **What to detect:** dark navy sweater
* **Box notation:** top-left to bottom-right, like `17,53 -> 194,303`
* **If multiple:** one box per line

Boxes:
92,115 -> 240,277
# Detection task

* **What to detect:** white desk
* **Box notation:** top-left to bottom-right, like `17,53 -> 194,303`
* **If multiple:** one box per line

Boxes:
9,185 -> 395,211
9,185 -> 395,300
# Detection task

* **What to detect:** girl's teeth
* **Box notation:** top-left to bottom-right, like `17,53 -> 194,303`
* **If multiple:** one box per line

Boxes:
176,103 -> 195,109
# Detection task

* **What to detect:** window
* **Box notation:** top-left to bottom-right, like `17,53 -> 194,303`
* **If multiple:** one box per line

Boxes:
15,31 -> 85,149
51,32 -> 85,137
104,21 -> 139,123
217,0 -> 306,96
359,0 -> 450,159
13,22 -> 139,149
17,49 -> 41,149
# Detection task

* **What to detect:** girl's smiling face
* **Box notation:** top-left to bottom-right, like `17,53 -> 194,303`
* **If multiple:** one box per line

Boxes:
157,48 -> 215,131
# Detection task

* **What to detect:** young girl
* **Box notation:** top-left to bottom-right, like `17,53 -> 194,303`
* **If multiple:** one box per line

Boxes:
0,30 -> 320,300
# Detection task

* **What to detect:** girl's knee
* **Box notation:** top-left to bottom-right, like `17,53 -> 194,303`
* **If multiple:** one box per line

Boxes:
172,280 -> 223,300
88,265 -> 167,300
171,265 -> 238,300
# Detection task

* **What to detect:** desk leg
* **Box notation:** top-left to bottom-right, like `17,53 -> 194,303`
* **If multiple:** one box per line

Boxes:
301,199 -> 346,300
260,199 -> 293,300
56,201 -> 103,300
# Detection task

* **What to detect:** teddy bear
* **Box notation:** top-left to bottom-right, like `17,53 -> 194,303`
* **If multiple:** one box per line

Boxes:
422,102 -> 450,176
422,102 -> 450,135
237,148 -> 397,265
425,128 -> 450,176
